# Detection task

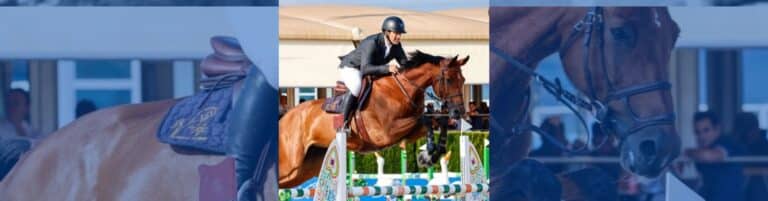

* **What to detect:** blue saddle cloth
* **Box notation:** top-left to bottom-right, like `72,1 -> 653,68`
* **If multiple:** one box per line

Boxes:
157,87 -> 233,154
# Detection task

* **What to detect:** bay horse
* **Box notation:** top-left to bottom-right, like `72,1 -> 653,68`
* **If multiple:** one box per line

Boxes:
490,7 -> 681,201
278,51 -> 469,188
0,36 -> 279,201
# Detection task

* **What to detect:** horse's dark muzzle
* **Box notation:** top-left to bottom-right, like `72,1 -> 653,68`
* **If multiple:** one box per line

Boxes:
619,126 -> 680,178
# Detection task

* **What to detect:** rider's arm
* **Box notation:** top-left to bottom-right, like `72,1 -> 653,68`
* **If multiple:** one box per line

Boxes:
359,39 -> 390,76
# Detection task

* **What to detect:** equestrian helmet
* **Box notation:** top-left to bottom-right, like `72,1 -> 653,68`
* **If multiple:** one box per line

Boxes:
381,16 -> 406,34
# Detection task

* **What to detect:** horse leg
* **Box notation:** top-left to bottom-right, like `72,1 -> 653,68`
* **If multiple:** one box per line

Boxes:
416,116 -> 436,167
277,134 -> 313,188
278,146 -> 325,188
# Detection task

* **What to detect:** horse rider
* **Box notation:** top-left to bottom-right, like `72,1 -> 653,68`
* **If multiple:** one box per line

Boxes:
337,16 -> 409,128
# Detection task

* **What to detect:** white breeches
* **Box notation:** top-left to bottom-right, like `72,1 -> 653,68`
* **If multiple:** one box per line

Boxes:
339,67 -> 362,96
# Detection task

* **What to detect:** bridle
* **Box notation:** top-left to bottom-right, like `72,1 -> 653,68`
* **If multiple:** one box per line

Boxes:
490,7 -> 675,153
392,60 -> 464,162
392,60 -> 465,116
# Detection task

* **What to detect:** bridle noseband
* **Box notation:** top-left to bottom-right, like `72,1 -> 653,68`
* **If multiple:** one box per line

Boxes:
490,7 -> 675,153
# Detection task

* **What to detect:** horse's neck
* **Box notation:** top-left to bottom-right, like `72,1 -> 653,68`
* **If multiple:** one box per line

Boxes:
360,71 -> 430,130
491,8 -> 565,69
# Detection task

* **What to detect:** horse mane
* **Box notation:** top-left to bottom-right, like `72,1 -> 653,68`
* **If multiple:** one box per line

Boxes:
402,50 -> 444,69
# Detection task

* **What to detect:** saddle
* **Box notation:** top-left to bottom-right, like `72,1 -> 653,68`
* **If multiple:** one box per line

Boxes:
201,36 -> 251,76
157,36 -> 251,155
323,77 -> 381,152
322,76 -> 373,115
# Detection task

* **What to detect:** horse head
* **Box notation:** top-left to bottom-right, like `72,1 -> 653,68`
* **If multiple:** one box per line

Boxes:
556,7 -> 681,178
399,50 -> 470,119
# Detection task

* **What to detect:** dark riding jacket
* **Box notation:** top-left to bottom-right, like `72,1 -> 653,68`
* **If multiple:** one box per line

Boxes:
339,33 -> 407,76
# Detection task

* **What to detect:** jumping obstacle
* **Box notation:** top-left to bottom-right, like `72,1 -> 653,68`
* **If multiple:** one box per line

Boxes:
280,131 -> 489,201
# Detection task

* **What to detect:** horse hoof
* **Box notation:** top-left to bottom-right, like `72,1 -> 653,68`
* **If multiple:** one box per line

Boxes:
416,151 -> 433,168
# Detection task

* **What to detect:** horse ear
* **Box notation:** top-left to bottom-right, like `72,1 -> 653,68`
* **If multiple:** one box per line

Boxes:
457,56 -> 470,67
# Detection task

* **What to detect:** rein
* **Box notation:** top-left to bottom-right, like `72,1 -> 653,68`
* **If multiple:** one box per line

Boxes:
391,63 -> 463,112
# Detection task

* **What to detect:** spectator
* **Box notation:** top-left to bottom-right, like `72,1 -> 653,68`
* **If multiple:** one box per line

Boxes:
734,112 -> 768,201
530,116 -> 566,173
686,111 -> 746,201
0,89 -> 43,142
75,99 -> 98,119
479,101 -> 489,129
467,102 -> 482,130
0,89 -> 39,181
425,103 -> 435,114
438,104 -> 457,130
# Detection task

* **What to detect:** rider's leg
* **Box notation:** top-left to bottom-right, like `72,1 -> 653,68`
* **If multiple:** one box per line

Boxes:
339,67 -> 362,128
228,66 -> 279,201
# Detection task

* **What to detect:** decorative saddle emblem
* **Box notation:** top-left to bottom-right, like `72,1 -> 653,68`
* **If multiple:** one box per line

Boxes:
157,87 -> 233,154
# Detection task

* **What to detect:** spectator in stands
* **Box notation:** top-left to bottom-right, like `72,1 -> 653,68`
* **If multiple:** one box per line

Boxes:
438,104 -> 457,130
530,116 -> 566,173
467,101 -> 482,130
734,112 -> 768,201
0,89 -> 44,142
75,99 -> 98,119
426,103 -> 435,114
479,101 -> 489,129
425,103 -> 438,130
686,111 -> 746,201
0,89 -> 39,181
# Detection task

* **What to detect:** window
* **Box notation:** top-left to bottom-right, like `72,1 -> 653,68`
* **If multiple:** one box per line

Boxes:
482,84 -> 489,105
295,87 -> 317,104
699,49 -> 708,111
75,90 -> 132,109
10,60 -> 29,91
75,60 -> 131,79
741,49 -> 768,129
57,60 -> 142,126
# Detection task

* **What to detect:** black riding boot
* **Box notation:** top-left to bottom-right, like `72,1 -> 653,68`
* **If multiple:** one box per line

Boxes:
228,66 -> 278,201
340,92 -> 358,130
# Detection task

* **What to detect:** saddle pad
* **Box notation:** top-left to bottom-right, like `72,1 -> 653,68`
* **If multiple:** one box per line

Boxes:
322,76 -> 373,114
322,95 -> 345,114
157,87 -> 233,154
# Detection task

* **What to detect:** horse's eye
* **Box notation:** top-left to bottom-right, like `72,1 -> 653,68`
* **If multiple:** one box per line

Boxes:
610,26 -> 636,47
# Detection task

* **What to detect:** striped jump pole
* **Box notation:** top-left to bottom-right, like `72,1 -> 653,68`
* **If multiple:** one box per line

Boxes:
280,183 -> 489,198
350,184 -> 488,197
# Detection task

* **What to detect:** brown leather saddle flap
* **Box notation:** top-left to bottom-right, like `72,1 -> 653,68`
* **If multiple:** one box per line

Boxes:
322,76 -> 373,114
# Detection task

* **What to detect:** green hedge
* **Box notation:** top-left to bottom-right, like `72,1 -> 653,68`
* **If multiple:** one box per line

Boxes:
349,131 -> 488,174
